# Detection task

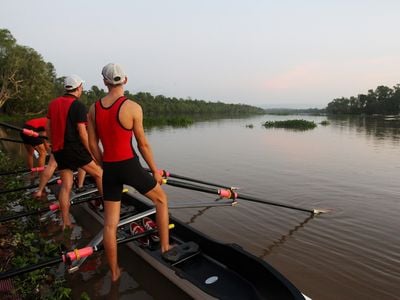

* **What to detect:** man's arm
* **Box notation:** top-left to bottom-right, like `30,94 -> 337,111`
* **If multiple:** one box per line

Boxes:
45,118 -> 51,145
130,101 -> 162,184
87,104 -> 103,165
77,122 -> 91,153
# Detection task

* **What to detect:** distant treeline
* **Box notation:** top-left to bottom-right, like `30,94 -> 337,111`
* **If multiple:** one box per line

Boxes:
81,89 -> 265,116
326,85 -> 400,115
0,28 -> 264,116
264,108 -> 325,115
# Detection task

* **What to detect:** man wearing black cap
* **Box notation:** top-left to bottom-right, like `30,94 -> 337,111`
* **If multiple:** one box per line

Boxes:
47,75 -> 103,229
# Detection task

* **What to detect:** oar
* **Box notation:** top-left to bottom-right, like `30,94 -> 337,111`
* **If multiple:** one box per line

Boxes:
0,194 -> 102,223
0,121 -> 48,139
164,178 -> 328,215
149,168 -> 232,189
0,137 -> 25,144
0,166 -> 45,177
0,224 -> 174,280
0,175 -> 60,195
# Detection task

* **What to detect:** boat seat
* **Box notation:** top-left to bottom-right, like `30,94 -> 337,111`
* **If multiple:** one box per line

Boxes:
162,241 -> 200,264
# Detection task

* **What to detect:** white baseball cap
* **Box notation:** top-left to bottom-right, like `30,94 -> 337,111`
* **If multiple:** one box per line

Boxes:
64,74 -> 84,91
102,63 -> 126,85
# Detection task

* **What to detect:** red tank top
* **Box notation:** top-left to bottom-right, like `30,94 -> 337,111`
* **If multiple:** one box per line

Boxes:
95,96 -> 135,162
47,95 -> 77,151
25,117 -> 47,130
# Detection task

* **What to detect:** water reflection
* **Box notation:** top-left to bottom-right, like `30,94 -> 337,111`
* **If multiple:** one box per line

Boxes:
259,214 -> 315,259
0,126 -> 24,155
327,115 -> 400,142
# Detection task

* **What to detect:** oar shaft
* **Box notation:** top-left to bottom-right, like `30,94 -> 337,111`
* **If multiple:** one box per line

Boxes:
0,175 -> 60,195
236,194 -> 315,214
0,195 -> 102,223
167,172 -> 230,189
0,257 -> 62,280
0,166 -> 45,177
0,183 -> 39,194
0,207 -> 49,223
0,121 -> 24,131
0,137 -> 25,144
165,179 -> 316,214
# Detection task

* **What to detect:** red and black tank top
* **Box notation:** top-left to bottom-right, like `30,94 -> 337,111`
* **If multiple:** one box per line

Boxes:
47,95 -> 87,152
95,96 -> 136,162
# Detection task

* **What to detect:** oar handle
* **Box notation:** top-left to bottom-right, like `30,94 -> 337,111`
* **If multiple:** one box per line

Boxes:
0,121 -> 48,139
0,224 -> 175,279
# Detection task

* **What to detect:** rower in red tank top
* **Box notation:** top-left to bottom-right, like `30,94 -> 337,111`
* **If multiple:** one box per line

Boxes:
94,96 -> 136,162
87,63 -> 171,283
20,117 -> 49,170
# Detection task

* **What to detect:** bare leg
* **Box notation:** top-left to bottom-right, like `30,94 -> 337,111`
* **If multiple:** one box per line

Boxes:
35,143 -> 47,167
77,168 -> 86,188
34,154 -> 57,198
58,169 -> 74,229
145,184 -> 170,252
24,144 -> 34,169
103,200 -> 121,282
81,160 -> 103,196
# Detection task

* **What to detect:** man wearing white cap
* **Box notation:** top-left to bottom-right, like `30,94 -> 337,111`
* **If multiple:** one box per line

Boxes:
87,63 -> 171,282
46,75 -> 103,229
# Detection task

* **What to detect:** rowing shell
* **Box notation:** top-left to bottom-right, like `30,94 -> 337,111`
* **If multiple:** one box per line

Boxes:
68,186 -> 308,300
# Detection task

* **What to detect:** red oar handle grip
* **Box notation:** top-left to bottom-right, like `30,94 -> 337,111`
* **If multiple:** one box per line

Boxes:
49,203 -> 59,211
158,169 -> 170,177
63,247 -> 94,263
22,128 -> 39,137
31,166 -> 45,172
218,189 -> 238,199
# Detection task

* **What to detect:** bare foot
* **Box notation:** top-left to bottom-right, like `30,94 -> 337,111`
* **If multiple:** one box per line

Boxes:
111,267 -> 122,282
33,190 -> 43,198
62,223 -> 74,231
161,244 -> 174,253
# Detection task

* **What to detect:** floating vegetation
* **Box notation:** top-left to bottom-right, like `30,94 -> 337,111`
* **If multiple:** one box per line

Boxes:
245,124 -> 254,128
320,120 -> 330,126
0,151 -> 75,300
263,119 -> 317,130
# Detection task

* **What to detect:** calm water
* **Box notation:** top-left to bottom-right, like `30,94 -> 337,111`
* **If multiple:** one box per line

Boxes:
1,114 -> 399,300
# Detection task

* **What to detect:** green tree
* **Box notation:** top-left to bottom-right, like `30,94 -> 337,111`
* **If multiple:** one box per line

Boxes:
0,28 -> 56,114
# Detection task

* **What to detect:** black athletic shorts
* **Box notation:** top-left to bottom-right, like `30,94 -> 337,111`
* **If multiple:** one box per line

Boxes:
103,156 -> 157,201
53,143 -> 92,171
20,125 -> 45,146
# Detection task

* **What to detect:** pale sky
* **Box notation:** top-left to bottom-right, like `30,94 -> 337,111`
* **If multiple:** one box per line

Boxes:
1,0 -> 400,108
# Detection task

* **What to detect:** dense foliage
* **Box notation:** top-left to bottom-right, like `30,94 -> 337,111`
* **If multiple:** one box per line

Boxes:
326,85 -> 400,115
80,90 -> 265,116
0,28 -> 264,117
0,29 -> 58,114
264,108 -> 325,115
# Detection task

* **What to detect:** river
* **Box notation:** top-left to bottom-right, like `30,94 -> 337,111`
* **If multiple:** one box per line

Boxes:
1,114 -> 399,300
